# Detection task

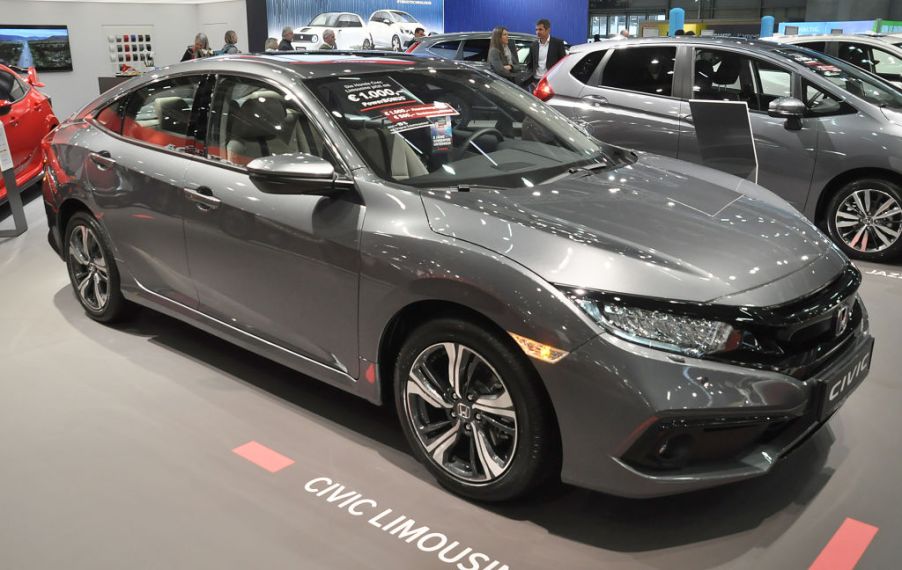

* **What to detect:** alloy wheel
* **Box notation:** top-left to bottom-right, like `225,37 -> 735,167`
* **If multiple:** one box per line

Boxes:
404,342 -> 518,484
392,35 -> 401,51
69,225 -> 110,312
834,188 -> 902,253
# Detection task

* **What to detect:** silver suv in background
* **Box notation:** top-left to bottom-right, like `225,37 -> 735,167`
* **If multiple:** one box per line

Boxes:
540,38 -> 902,261
764,34 -> 902,87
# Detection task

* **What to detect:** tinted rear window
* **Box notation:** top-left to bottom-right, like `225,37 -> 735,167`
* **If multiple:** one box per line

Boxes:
570,50 -> 606,84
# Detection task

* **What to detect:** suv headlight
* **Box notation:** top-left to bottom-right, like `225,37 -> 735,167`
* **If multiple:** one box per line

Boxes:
572,295 -> 740,358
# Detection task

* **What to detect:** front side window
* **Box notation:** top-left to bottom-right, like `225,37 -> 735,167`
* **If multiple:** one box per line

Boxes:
0,70 -> 27,102
308,69 -> 623,188
391,12 -> 417,24
693,49 -> 791,112
310,13 -> 339,27
122,76 -> 199,152
338,14 -> 362,28
95,99 -> 125,133
206,76 -> 329,168
461,39 -> 490,62
870,45 -> 902,82
371,11 -> 386,22
803,82 -> 855,116
837,42 -> 874,71
602,46 -> 676,97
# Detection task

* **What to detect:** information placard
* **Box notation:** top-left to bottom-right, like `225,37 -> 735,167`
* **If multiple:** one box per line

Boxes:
0,122 -> 13,172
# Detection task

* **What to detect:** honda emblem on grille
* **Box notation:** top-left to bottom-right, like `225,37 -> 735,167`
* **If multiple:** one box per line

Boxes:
456,403 -> 471,420
836,304 -> 851,337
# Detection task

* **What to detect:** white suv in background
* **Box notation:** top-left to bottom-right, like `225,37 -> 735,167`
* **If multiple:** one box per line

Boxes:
368,10 -> 425,51
293,12 -> 372,50
765,34 -> 902,87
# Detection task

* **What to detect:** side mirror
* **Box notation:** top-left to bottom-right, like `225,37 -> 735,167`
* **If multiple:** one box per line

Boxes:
246,153 -> 345,195
768,97 -> 806,119
27,67 -> 45,87
768,96 -> 805,131
0,99 -> 10,116
383,19 -> 393,25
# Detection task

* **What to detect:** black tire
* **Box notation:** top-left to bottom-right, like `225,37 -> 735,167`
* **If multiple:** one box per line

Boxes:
825,178 -> 902,262
391,35 -> 402,52
64,211 -> 134,323
363,38 -> 372,50
394,317 -> 559,501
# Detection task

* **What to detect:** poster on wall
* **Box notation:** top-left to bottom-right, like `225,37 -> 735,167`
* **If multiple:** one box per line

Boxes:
0,25 -> 72,71
267,0 -> 443,51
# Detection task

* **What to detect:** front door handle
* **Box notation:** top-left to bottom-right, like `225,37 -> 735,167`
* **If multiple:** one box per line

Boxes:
582,94 -> 608,105
184,186 -> 221,211
89,151 -> 116,170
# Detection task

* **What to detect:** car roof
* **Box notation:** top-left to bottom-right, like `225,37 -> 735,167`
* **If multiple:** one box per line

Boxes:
419,31 -> 537,43
571,36 -> 793,54
766,34 -> 896,43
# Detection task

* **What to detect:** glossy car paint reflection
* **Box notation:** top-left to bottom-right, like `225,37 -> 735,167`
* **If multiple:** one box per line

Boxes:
42,54 -> 873,498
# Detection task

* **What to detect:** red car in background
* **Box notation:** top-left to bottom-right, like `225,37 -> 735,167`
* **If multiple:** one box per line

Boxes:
0,64 -> 58,203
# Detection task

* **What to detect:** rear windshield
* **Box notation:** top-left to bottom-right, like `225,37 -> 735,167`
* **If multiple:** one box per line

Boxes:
774,47 -> 902,109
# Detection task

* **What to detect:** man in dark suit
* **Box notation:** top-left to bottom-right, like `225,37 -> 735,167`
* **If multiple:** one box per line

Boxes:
526,19 -> 567,90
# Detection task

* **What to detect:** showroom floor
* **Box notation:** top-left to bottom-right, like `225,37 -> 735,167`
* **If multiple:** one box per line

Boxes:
1,189 -> 900,570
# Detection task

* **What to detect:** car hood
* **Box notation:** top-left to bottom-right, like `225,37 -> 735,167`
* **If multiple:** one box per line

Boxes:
422,154 -> 847,305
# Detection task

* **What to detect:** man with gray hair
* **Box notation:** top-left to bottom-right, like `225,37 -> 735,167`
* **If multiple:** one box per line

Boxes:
319,29 -> 337,50
278,26 -> 294,51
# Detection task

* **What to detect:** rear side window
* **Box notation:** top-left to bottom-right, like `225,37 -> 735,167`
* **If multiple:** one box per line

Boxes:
427,40 -> 460,59
570,50 -> 606,84
461,39 -> 490,62
122,77 -> 200,152
95,100 -> 125,134
602,46 -> 676,96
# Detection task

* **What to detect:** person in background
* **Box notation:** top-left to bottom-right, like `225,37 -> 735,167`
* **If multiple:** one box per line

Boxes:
488,26 -> 515,80
685,30 -> 696,36
619,29 -> 630,38
526,19 -> 567,91
264,37 -> 279,51
181,32 -> 211,61
221,30 -> 240,54
279,26 -> 294,51
319,29 -> 337,50
593,34 -> 601,42
405,27 -> 426,49
674,29 -> 686,36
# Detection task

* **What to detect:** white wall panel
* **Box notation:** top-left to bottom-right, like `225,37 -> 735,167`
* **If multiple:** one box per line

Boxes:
1,1 -> 247,119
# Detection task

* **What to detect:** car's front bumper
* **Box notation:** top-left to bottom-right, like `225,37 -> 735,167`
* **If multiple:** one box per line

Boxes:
537,307 -> 872,498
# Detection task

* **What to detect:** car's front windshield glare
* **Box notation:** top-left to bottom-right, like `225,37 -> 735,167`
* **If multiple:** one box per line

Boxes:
775,47 -> 902,109
307,69 -> 615,188
310,13 -> 340,27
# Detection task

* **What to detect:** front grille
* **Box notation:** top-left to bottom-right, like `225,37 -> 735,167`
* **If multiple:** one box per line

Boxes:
709,266 -> 862,378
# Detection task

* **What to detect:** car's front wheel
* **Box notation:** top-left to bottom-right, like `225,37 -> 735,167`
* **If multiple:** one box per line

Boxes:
826,178 -> 902,261
363,38 -> 372,50
391,35 -> 402,51
65,212 -> 133,322
394,317 -> 558,501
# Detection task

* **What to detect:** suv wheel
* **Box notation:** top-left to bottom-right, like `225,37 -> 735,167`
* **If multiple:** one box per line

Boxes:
65,212 -> 133,322
394,317 -> 558,501
826,178 -> 902,261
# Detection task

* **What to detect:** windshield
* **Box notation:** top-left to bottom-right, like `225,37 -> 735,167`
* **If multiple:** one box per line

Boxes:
774,47 -> 902,109
390,11 -> 418,23
309,13 -> 340,27
307,69 -> 621,188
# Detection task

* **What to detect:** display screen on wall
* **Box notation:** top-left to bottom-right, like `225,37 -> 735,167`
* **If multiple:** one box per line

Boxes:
267,0 -> 443,50
0,25 -> 72,71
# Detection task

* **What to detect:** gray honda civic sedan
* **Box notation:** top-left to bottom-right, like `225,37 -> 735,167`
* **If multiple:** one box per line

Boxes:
42,52 -> 873,500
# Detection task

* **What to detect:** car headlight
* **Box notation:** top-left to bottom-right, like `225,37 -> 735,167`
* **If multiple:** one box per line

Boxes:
573,296 -> 740,358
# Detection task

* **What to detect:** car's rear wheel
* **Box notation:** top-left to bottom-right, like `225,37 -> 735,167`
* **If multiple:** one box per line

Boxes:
391,35 -> 401,51
65,212 -> 133,322
363,38 -> 372,50
826,178 -> 902,261
394,317 -> 558,501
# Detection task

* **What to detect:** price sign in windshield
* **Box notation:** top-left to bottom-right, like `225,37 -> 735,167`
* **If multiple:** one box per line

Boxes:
343,79 -> 414,111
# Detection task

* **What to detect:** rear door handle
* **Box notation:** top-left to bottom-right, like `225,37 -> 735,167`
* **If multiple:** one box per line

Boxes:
582,94 -> 608,105
183,186 -> 221,211
89,151 -> 116,169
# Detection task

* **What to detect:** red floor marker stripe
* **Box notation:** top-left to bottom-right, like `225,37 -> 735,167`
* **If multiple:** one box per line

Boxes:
810,518 -> 879,570
232,441 -> 295,473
